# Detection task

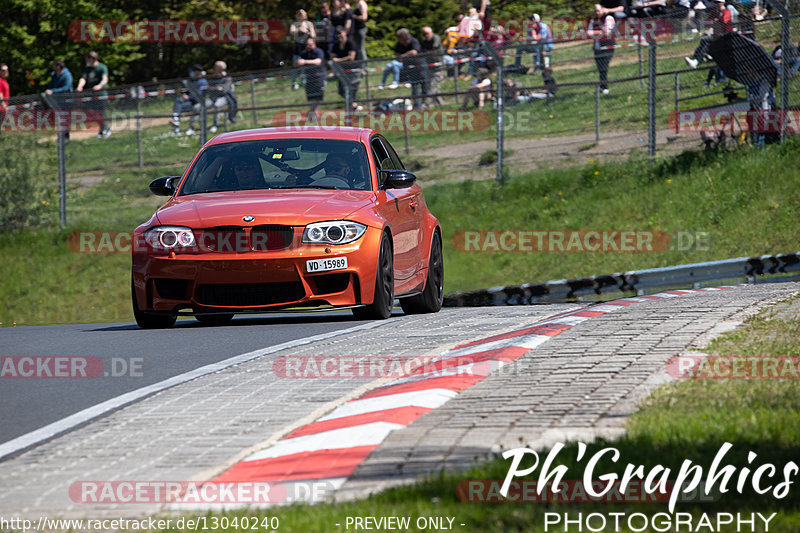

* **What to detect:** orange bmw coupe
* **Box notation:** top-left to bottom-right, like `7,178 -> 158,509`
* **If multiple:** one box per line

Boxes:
131,127 -> 443,328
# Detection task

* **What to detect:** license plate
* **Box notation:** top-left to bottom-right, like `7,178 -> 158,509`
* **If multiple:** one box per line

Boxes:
306,257 -> 348,273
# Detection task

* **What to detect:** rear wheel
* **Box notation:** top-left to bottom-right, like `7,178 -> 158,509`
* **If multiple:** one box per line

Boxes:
352,234 -> 394,320
132,280 -> 176,329
400,231 -> 444,314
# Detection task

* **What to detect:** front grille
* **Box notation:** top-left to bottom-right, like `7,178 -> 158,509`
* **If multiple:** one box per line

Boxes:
195,225 -> 293,252
251,225 -> 293,251
197,282 -> 305,307
197,227 -> 248,253
312,273 -> 350,295
154,278 -> 190,300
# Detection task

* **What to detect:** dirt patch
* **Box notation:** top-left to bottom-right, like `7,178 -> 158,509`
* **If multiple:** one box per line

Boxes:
416,128 -> 700,184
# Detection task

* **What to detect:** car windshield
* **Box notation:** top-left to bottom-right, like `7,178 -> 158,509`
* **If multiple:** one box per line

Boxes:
178,139 -> 371,195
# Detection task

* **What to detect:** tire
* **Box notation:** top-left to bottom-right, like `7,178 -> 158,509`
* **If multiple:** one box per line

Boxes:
352,233 -> 394,320
400,231 -> 444,315
194,313 -> 234,326
132,280 -> 177,329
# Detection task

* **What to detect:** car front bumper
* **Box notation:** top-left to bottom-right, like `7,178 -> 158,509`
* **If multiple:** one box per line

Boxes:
132,226 -> 382,314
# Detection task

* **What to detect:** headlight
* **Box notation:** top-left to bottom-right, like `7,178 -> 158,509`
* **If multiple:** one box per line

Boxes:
302,221 -> 366,245
144,226 -> 196,250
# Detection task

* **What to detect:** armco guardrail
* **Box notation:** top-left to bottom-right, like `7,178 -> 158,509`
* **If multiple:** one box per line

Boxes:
443,252 -> 800,306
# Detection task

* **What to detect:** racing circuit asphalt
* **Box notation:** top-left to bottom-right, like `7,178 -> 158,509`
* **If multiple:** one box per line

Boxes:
0,311 -> 375,446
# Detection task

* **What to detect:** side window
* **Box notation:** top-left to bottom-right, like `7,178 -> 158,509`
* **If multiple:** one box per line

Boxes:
371,136 -> 392,187
381,138 -> 406,171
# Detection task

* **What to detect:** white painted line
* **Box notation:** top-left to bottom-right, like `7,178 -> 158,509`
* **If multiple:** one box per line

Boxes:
546,315 -> 591,326
514,334 -> 555,350
588,304 -> 628,312
0,319 -> 394,462
244,422 -> 403,461
319,388 -> 458,421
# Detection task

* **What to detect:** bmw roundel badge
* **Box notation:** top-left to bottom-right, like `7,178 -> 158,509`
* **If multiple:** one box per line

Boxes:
243,216 -> 255,222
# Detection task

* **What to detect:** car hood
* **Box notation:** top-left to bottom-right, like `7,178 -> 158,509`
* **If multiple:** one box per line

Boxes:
154,189 -> 376,228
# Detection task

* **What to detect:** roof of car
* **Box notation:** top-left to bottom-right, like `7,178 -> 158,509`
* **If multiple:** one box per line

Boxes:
206,126 -> 375,146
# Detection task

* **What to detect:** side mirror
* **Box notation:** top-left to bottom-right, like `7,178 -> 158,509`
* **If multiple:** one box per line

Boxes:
149,176 -> 180,196
382,170 -> 417,189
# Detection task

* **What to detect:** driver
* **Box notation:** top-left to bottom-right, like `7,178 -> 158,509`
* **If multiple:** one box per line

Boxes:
284,153 -> 359,189
323,154 -> 352,182
233,157 -> 265,189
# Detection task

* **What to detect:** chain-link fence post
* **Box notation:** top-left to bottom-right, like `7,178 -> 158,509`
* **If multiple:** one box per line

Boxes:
249,74 -> 258,125
136,94 -> 143,169
482,44 -> 504,185
595,84 -> 601,142
674,72 -> 680,133
648,41 -> 657,157
767,0 -> 790,142
329,61 -> 352,126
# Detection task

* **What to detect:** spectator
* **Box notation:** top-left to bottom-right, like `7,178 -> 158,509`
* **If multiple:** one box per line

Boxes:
378,28 -> 420,90
351,0 -> 368,60
505,67 -> 557,104
420,26 -> 444,108
75,51 -> 111,138
331,26 -> 362,109
444,8 -> 483,52
514,14 -> 554,73
45,60 -> 73,96
461,68 -> 492,110
629,0 -> 667,17
330,0 -> 353,38
290,9 -> 316,90
296,38 -> 326,119
207,60 -> 237,133
588,4 -> 616,95
598,0 -> 628,18
462,0 -> 491,36
685,0 -> 732,69
170,64 -> 208,136
773,44 -> 800,77
0,64 -> 9,114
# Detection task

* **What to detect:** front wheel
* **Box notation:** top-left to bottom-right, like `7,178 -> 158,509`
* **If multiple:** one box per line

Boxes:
132,280 -> 176,329
352,234 -> 394,320
400,231 -> 444,314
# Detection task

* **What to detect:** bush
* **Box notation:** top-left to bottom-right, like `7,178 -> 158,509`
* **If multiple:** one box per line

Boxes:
0,135 -> 56,231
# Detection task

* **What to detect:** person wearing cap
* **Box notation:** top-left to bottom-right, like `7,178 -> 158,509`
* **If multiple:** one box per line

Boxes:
685,0 -> 732,69
76,51 -> 111,138
514,14 -> 554,73
170,64 -> 208,136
